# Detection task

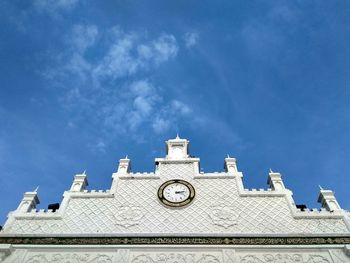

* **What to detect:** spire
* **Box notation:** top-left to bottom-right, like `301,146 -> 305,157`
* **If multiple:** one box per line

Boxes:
34,186 -> 39,192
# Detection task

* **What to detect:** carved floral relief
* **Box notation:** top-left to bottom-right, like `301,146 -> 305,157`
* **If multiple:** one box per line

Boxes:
114,206 -> 144,228
209,205 -> 239,228
131,253 -> 221,263
25,254 -> 112,263
239,254 -> 331,263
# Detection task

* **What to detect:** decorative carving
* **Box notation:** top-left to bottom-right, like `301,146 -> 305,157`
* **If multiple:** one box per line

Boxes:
115,249 -> 130,263
26,255 -> 48,263
197,254 -> 221,263
130,253 -> 222,263
132,254 -> 154,263
209,205 -> 239,228
239,254 -> 331,263
329,249 -> 348,262
25,253 -> 112,263
1,236 -> 350,245
223,249 -> 236,263
114,206 -> 143,228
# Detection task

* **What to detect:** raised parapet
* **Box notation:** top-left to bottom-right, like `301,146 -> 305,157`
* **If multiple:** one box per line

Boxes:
318,188 -> 341,211
224,156 -> 237,173
117,157 -> 131,174
267,171 -> 285,191
16,190 -> 40,212
70,172 -> 88,192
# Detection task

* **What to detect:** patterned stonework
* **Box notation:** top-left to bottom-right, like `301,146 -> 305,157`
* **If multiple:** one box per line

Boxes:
3,163 -> 349,235
3,248 -> 349,263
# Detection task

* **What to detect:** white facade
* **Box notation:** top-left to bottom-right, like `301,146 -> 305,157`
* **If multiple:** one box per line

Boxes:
0,136 -> 349,262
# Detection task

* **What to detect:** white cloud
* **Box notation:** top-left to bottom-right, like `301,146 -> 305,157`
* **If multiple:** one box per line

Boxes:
66,53 -> 91,81
171,100 -> 191,116
92,32 -> 178,86
183,32 -> 199,48
70,25 -> 98,54
42,25 -> 194,144
152,118 -> 171,134
152,34 -> 178,63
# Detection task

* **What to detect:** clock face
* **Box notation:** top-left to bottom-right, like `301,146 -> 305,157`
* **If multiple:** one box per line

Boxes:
158,179 -> 195,207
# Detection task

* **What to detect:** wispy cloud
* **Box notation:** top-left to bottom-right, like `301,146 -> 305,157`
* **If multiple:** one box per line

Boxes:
183,32 -> 199,48
41,25 -> 191,146
92,30 -> 178,86
69,24 -> 98,54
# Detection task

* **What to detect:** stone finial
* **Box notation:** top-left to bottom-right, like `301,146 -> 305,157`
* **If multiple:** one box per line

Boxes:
70,172 -> 88,192
224,157 -> 238,173
117,157 -> 131,174
17,191 -> 40,212
267,171 -> 285,190
317,189 -> 341,211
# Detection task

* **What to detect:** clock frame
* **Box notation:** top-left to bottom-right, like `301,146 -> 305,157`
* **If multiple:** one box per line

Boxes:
158,179 -> 195,208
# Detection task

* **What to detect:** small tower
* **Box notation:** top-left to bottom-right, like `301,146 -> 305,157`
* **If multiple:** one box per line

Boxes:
117,157 -> 131,174
165,135 -> 190,160
318,188 -> 341,211
17,190 -> 40,212
267,171 -> 285,190
224,156 -> 238,173
70,171 -> 88,192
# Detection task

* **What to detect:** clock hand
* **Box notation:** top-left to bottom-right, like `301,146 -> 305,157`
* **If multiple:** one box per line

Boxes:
175,191 -> 185,194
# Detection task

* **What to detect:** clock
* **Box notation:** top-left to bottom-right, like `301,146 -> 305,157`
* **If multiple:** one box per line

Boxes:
158,179 -> 195,207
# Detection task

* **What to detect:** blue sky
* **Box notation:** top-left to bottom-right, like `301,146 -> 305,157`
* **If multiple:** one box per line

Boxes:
0,0 -> 350,224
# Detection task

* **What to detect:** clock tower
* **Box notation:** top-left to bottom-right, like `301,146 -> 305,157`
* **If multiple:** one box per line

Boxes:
165,134 -> 190,160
